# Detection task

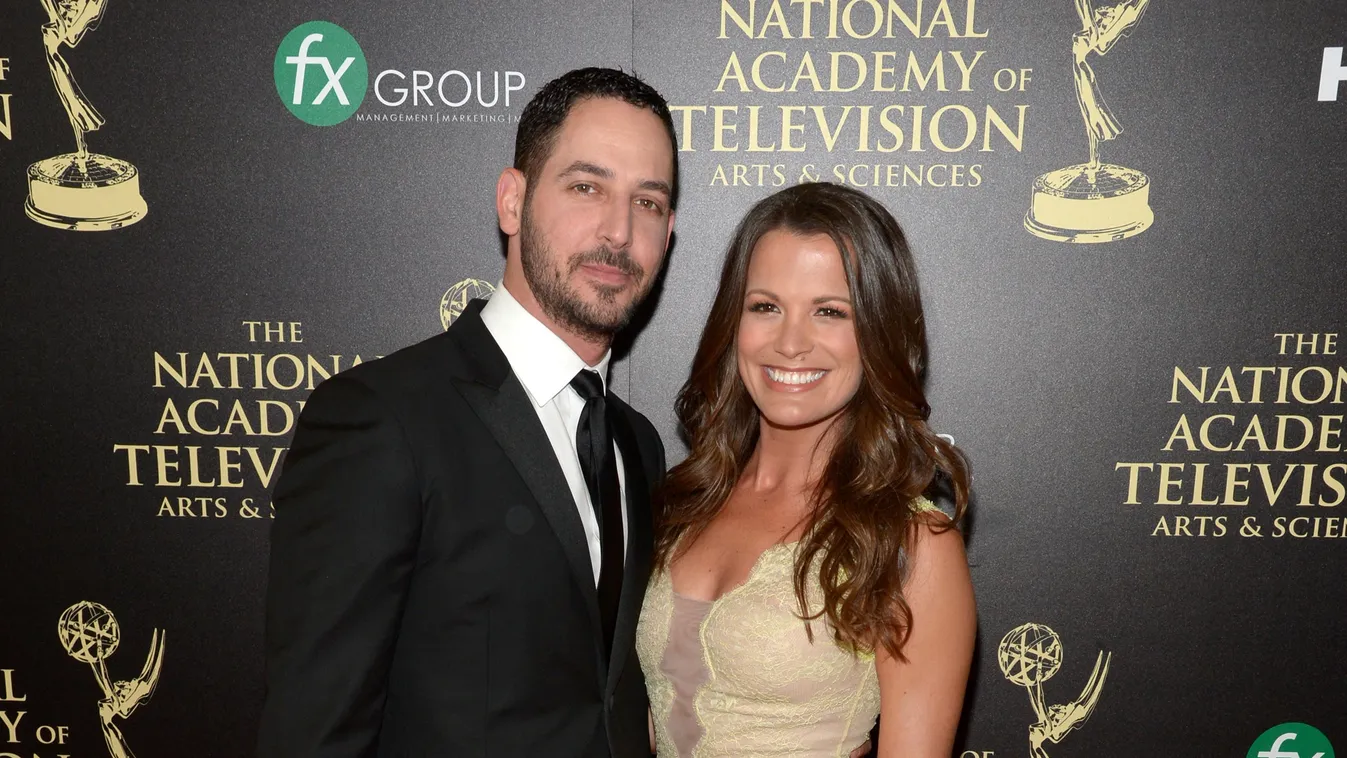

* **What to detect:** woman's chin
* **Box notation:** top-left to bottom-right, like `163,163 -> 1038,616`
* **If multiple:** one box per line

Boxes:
759,408 -> 843,433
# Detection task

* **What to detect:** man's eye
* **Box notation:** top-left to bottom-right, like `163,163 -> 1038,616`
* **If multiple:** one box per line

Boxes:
573,183 -> 595,194
636,198 -> 663,212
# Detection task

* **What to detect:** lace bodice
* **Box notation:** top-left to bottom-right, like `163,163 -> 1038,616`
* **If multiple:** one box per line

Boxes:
637,497 -> 938,757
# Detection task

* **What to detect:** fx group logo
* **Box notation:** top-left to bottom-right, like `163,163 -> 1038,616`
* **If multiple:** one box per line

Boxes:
273,20 -> 526,127
274,21 -> 369,126
1248,723 -> 1336,758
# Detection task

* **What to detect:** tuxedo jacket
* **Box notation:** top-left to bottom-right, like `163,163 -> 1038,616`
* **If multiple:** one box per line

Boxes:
258,300 -> 663,758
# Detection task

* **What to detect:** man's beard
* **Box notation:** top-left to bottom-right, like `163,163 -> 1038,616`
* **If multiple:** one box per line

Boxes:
519,204 -> 650,343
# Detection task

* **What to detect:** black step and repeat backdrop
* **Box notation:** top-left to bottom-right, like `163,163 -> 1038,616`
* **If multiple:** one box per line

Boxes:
2,1 -> 1345,756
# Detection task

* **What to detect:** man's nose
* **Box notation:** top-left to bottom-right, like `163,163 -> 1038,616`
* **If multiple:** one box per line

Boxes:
597,198 -> 633,250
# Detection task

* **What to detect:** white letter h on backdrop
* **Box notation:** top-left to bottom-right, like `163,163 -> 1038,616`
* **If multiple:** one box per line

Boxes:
1319,47 -> 1346,101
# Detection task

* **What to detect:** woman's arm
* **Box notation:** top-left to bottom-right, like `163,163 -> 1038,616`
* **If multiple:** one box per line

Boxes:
874,523 -> 977,756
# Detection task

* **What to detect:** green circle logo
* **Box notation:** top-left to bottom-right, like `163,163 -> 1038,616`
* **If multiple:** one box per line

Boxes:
273,21 -> 368,126
1248,723 -> 1335,758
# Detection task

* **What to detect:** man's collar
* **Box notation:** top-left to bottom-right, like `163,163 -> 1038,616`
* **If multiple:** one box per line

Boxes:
479,283 -> 610,406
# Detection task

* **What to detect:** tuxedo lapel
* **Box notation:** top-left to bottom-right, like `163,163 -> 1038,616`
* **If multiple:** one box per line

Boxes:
606,407 -> 654,697
447,302 -> 604,659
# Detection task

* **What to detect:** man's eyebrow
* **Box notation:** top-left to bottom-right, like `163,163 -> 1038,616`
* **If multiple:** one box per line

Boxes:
638,179 -> 673,198
558,161 -> 671,199
558,161 -> 613,179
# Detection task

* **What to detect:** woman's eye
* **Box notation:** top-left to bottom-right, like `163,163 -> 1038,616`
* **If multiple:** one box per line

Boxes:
817,307 -> 849,319
747,301 -> 778,313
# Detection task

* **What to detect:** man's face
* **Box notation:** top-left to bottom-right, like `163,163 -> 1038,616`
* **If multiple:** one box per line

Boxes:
518,97 -> 675,342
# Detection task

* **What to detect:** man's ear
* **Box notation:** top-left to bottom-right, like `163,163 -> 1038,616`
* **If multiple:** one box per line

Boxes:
665,210 -> 676,249
497,168 -> 526,236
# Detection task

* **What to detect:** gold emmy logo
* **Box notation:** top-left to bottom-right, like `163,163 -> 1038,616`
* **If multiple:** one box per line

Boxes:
26,0 -> 147,231
998,622 -> 1111,758
1025,0 -> 1154,243
440,278 -> 495,330
57,601 -> 165,758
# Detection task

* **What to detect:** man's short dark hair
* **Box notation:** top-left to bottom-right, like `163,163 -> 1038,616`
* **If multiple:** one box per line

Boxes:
514,67 -> 679,209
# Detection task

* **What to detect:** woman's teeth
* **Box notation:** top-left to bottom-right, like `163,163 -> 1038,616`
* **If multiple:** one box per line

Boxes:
765,367 -> 826,385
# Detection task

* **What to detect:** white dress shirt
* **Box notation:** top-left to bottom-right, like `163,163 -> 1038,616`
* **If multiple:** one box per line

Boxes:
480,283 -> 628,586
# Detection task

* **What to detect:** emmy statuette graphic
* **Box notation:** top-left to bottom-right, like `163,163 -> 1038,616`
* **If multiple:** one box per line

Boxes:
1025,0 -> 1153,243
998,623 -> 1111,758
58,601 -> 165,758
440,278 -> 496,330
26,0 -> 147,231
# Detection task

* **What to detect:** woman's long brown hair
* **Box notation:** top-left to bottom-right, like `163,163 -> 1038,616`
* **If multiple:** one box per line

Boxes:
655,182 -> 970,660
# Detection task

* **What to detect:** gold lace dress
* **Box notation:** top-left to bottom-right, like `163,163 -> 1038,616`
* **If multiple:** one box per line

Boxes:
636,498 -> 936,757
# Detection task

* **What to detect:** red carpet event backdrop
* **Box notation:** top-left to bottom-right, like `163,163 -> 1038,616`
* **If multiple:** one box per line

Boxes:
1,1 -> 1344,755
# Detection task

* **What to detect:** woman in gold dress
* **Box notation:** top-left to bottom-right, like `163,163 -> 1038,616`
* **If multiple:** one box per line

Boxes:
637,182 -> 975,757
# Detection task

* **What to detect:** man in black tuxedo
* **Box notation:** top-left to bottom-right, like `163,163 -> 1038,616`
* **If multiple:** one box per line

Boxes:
258,67 -> 678,758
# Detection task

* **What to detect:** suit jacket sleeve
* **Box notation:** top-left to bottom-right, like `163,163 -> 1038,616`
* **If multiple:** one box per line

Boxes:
648,423 -> 667,490
634,409 -> 667,490
258,374 -> 422,757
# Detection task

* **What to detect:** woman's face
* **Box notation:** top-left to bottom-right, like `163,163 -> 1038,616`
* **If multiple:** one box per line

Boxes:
736,229 -> 863,431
